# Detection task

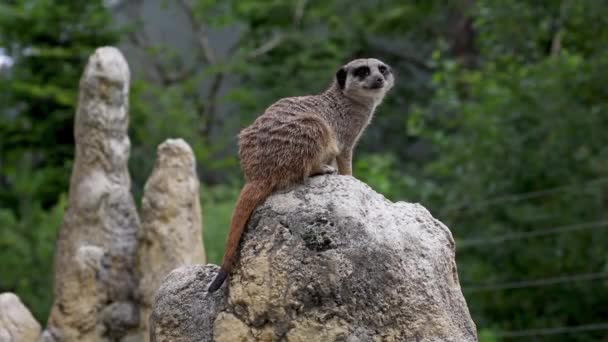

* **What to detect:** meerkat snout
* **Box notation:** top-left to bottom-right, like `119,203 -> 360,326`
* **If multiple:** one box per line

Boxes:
370,76 -> 384,89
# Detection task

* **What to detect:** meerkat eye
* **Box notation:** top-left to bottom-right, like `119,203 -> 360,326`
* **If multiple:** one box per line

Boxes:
378,65 -> 389,75
353,66 -> 370,79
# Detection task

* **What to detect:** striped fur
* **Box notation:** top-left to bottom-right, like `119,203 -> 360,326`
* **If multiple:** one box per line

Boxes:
208,58 -> 394,292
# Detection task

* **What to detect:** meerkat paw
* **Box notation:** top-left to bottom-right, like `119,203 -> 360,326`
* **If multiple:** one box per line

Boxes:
311,164 -> 337,177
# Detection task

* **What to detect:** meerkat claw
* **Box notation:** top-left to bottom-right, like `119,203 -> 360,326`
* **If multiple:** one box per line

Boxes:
312,165 -> 338,177
321,165 -> 338,175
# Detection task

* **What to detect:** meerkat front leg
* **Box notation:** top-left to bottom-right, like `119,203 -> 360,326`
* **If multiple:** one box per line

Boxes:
311,164 -> 338,177
336,150 -> 353,176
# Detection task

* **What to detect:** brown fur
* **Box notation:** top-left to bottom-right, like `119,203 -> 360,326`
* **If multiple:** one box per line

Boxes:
208,58 -> 394,292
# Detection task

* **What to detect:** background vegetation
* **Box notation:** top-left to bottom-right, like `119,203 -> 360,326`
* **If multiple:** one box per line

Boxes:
1,1 -> 607,340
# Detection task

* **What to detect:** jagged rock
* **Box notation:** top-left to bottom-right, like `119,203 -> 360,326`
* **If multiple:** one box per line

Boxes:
0,293 -> 41,342
45,46 -> 141,341
149,265 -> 224,342
151,176 -> 478,342
137,138 -> 206,341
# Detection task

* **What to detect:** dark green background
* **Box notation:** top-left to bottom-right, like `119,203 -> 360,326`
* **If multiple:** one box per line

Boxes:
1,1 -> 607,340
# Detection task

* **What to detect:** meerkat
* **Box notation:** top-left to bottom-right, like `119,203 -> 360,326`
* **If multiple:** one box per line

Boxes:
207,58 -> 394,292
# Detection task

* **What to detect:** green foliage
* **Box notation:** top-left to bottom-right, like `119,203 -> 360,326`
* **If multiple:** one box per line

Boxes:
410,1 -> 608,340
201,184 -> 240,264
478,329 -> 498,342
0,196 -> 65,321
0,0 -> 118,322
0,1 -> 119,211
2,0 -> 607,339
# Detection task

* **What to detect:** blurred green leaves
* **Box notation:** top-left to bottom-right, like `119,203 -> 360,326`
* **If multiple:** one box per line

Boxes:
412,2 -> 608,339
1,1 -> 607,339
0,196 -> 65,321
0,0 -> 119,322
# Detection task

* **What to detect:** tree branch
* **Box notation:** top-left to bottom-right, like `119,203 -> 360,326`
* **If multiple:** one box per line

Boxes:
246,0 -> 308,60
294,0 -> 308,26
125,0 -> 197,86
551,0 -> 569,56
175,0 -> 310,135
247,33 -> 284,59
176,0 -> 216,64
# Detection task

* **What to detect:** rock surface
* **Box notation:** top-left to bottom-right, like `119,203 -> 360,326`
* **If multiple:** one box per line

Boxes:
151,175 -> 477,342
137,138 -> 206,341
0,293 -> 41,342
45,46 -> 141,341
149,265 -> 225,342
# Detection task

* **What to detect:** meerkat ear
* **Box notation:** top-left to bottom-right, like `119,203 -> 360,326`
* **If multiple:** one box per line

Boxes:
336,67 -> 347,89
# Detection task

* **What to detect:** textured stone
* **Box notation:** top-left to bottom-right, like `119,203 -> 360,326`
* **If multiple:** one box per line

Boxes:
149,265 -> 225,342
213,312 -> 254,342
45,46 -> 140,341
0,293 -> 41,342
137,138 -> 206,341
151,175 -> 477,341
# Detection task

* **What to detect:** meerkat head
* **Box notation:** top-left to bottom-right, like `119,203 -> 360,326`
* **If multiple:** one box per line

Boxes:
335,58 -> 394,105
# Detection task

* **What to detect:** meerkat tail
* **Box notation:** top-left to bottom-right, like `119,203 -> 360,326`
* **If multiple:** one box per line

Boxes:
208,180 -> 274,292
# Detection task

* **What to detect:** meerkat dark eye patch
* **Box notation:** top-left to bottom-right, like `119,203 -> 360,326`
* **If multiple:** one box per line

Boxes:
353,66 -> 370,79
378,65 -> 389,75
336,67 -> 347,88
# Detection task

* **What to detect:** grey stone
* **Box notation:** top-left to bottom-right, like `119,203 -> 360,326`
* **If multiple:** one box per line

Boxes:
0,293 -> 41,342
151,175 -> 477,341
137,138 -> 206,341
149,265 -> 225,342
45,46 -> 141,342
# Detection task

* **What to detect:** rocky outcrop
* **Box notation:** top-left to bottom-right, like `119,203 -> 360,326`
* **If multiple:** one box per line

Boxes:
0,46 -> 209,341
0,293 -> 41,342
151,176 -> 478,342
33,47 -> 209,341
149,265 -> 224,342
137,138 -> 206,341
44,46 -> 141,341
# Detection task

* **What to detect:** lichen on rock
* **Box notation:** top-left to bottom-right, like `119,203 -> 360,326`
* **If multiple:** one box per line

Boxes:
151,175 -> 477,342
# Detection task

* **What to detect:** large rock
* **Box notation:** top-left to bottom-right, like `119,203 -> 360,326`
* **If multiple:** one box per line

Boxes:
45,47 -> 140,341
149,265 -> 224,342
137,138 -> 206,341
0,293 -> 41,342
151,176 -> 477,341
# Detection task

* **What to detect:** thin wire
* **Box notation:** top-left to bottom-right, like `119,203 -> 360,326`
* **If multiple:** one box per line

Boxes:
458,220 -> 608,248
493,322 -> 608,338
443,177 -> 608,213
463,271 -> 608,293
